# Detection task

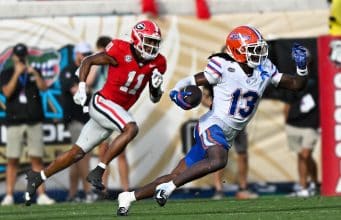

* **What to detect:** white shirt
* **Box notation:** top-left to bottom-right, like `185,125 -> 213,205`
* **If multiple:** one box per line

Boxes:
200,55 -> 282,132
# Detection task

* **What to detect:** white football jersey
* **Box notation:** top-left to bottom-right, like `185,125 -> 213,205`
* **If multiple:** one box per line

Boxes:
200,54 -> 282,132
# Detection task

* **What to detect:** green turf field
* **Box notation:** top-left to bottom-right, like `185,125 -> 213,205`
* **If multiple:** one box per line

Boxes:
1,196 -> 341,220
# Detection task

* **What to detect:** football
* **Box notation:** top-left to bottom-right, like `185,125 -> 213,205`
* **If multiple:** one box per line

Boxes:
181,85 -> 202,109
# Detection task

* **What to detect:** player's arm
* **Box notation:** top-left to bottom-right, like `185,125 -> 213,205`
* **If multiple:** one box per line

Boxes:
78,52 -> 117,82
171,55 -> 222,92
277,74 -> 307,91
73,52 -> 117,106
170,55 -> 221,109
277,43 -> 308,91
169,72 -> 212,109
149,58 -> 167,103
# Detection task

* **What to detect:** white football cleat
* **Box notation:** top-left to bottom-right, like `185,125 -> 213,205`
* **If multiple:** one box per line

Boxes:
37,193 -> 55,205
117,192 -> 135,216
154,181 -> 176,207
1,195 -> 14,206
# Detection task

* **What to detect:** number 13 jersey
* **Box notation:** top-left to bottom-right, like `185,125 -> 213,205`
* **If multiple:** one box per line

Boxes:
99,39 -> 167,110
203,54 -> 282,131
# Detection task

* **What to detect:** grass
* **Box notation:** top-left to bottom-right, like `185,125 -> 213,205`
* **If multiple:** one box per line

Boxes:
1,196 -> 341,220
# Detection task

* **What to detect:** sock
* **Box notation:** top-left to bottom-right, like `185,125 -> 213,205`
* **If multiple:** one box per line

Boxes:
40,171 -> 47,181
129,191 -> 137,202
97,162 -> 106,169
167,181 -> 176,192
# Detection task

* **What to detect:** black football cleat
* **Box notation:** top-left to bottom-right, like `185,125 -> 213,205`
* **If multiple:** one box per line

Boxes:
25,170 -> 44,206
86,167 -> 105,191
154,189 -> 168,207
117,207 -> 129,216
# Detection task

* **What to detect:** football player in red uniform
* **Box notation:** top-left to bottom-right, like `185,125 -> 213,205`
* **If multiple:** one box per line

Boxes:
24,20 -> 166,205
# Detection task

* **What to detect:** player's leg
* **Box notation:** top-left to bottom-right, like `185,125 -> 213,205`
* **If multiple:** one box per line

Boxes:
117,158 -> 187,216
118,150 -> 129,191
25,145 -> 86,205
153,145 -> 228,208
102,122 -> 138,165
88,122 -> 137,190
154,125 -> 230,206
25,119 -> 110,205
117,124 -> 231,216
97,139 -> 110,199
87,94 -> 137,190
117,140 -> 194,216
171,145 -> 227,189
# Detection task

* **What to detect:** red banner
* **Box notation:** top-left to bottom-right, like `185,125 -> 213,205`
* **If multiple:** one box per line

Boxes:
318,35 -> 341,196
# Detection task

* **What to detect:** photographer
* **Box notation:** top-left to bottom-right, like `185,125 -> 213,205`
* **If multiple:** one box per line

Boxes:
0,43 -> 54,205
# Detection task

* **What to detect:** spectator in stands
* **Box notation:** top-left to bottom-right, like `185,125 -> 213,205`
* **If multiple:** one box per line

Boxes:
0,43 -> 55,205
94,36 -> 130,196
59,42 -> 95,203
284,51 -> 319,197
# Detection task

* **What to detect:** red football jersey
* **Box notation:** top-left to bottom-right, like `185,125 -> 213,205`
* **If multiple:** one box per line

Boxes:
99,39 -> 167,110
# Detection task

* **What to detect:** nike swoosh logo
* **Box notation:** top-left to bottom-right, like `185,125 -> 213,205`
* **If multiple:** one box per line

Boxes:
156,190 -> 165,199
149,64 -> 156,68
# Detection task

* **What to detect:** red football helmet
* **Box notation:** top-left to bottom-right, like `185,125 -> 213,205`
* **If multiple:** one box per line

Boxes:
131,20 -> 162,60
225,25 -> 268,68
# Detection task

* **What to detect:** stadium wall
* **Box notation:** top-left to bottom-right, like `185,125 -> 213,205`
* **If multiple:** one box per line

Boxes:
0,11 -> 329,193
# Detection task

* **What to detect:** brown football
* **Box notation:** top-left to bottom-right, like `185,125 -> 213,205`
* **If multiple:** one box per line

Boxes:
181,85 -> 202,109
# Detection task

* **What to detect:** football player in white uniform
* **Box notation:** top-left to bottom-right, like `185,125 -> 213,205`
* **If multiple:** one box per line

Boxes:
117,25 -> 309,216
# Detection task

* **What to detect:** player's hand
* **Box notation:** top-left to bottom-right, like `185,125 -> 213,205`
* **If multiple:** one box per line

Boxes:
169,89 -> 192,110
151,69 -> 163,88
73,82 -> 87,106
291,43 -> 307,70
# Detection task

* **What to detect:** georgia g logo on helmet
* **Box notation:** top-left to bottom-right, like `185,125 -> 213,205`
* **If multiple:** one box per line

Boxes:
135,23 -> 146,30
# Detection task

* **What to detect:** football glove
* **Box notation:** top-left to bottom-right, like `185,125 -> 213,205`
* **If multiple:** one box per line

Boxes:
169,90 -> 192,110
291,43 -> 308,75
151,68 -> 163,88
73,82 -> 87,106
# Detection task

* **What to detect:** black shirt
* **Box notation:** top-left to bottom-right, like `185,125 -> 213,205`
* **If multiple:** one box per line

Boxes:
59,62 -> 89,124
0,67 -> 44,125
285,78 -> 319,129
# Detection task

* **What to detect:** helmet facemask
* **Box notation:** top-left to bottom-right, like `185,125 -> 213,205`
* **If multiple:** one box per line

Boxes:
135,34 -> 161,60
243,40 -> 268,68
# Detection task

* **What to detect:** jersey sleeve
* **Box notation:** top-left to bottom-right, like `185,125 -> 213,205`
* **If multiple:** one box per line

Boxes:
156,55 -> 167,75
203,56 -> 223,84
266,59 -> 282,87
105,39 -> 118,57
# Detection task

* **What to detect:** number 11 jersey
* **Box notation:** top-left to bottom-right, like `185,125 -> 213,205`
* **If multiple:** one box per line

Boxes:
99,39 -> 166,110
